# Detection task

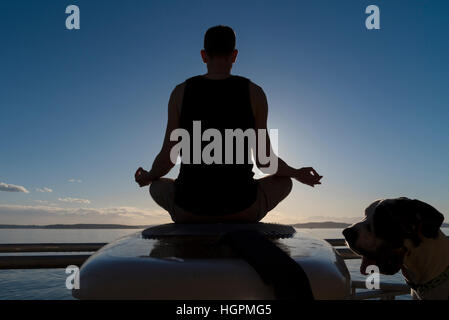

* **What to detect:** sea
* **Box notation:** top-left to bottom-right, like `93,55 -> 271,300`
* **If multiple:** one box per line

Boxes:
0,228 -> 448,300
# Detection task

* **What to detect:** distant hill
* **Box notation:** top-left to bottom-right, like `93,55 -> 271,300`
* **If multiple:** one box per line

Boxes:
293,222 -> 449,229
1,222 -> 448,229
292,222 -> 351,229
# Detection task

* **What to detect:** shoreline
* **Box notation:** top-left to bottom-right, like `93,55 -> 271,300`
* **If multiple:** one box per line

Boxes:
1,222 -> 448,229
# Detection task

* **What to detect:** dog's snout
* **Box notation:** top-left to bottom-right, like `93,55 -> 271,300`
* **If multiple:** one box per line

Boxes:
342,227 -> 357,245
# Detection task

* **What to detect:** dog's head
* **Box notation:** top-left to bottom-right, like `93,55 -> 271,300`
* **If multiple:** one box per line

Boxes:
342,197 -> 444,275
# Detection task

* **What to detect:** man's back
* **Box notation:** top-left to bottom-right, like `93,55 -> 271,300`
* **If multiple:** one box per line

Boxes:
174,75 -> 258,215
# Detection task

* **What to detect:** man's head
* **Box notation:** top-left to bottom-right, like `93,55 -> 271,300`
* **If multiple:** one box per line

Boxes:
201,25 -> 238,66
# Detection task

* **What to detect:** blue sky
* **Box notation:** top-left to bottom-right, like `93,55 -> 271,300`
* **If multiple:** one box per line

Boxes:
1,0 -> 448,225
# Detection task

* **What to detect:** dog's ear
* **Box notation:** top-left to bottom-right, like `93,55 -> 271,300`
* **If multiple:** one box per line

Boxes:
372,202 -> 404,247
411,199 -> 444,238
373,198 -> 443,245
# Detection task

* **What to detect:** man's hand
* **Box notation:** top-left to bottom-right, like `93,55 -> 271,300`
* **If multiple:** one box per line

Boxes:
134,167 -> 151,187
293,167 -> 322,187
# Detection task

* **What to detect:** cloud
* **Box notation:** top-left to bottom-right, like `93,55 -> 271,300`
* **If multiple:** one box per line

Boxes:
0,204 -> 169,225
58,197 -> 91,204
68,179 -> 82,183
262,211 -> 361,224
34,200 -> 57,206
36,187 -> 53,193
262,210 -> 301,225
294,215 -> 361,224
0,204 -> 162,217
0,182 -> 29,193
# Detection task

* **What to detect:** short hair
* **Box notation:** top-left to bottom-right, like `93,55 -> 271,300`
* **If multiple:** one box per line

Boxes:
203,25 -> 236,57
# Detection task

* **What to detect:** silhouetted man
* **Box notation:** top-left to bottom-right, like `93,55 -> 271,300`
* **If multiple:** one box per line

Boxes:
135,25 -> 322,223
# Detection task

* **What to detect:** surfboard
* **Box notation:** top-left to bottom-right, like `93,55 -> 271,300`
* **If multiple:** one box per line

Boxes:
72,223 -> 351,299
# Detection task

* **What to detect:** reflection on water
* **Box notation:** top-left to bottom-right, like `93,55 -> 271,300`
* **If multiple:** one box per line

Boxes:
0,228 -> 447,300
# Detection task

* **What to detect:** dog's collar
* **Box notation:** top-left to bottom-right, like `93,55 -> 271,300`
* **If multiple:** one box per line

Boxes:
404,265 -> 449,296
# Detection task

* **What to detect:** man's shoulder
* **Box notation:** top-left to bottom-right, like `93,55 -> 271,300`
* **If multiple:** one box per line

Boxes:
232,74 -> 250,81
171,81 -> 186,95
184,75 -> 203,83
169,82 -> 186,110
177,75 -> 264,94
248,80 -> 266,99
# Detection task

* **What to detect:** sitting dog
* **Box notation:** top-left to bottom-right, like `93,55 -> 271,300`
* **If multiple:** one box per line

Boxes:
343,197 -> 449,299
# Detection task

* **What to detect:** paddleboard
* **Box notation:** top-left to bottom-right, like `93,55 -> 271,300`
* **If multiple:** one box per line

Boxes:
72,223 -> 351,299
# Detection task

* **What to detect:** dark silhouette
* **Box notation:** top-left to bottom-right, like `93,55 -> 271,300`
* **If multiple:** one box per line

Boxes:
135,25 -> 322,223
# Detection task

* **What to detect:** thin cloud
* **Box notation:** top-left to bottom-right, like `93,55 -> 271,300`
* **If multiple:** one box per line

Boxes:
0,204 -> 161,216
68,179 -> 82,183
58,197 -> 91,204
36,187 -> 53,193
263,211 -> 361,224
0,204 -> 169,225
295,215 -> 361,224
34,200 -> 57,206
0,182 -> 29,194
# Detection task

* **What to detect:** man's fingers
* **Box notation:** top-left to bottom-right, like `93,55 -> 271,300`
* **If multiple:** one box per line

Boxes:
307,173 -> 321,182
135,167 -> 145,178
306,178 -> 321,186
302,167 -> 320,177
135,168 -> 146,183
135,167 -> 151,187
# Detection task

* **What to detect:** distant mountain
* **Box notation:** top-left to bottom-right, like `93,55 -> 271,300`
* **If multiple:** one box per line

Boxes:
293,222 -> 449,229
292,221 -> 351,229
0,222 -> 448,229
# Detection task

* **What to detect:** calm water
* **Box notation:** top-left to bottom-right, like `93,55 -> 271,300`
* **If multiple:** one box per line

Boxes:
1,228 -> 448,300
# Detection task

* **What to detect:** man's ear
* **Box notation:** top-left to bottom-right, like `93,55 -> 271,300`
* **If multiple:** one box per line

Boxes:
231,49 -> 238,63
201,50 -> 208,63
412,199 -> 444,238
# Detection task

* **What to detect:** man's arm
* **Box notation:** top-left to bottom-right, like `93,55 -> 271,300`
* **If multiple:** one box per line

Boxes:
250,82 -> 322,187
135,83 -> 184,187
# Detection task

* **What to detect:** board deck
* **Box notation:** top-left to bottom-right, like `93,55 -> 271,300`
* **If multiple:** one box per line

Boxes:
73,224 -> 351,300
142,222 -> 296,239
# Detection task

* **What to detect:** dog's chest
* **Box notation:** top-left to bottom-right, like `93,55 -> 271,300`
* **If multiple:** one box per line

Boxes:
411,276 -> 449,300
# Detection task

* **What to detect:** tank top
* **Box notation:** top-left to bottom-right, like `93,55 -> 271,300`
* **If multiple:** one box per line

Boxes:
174,75 -> 258,215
